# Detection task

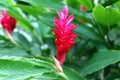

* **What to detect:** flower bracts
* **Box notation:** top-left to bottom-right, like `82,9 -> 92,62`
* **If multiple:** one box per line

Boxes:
80,5 -> 87,12
53,6 -> 78,65
0,10 -> 17,35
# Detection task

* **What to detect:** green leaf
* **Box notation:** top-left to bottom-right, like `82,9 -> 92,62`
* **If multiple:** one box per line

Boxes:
0,59 -> 47,80
0,57 -> 66,80
115,1 -> 120,8
35,72 -> 65,80
102,0 -> 120,6
0,0 -> 9,9
20,0 -> 64,11
75,39 -> 90,56
93,5 -> 106,25
80,49 -> 120,76
0,35 -> 9,41
74,22 -> 100,41
38,13 -> 55,27
65,0 -> 80,10
63,66 -> 85,80
16,4 -> 47,16
20,0 -> 92,23
34,56 -> 54,63
14,32 -> 31,50
77,0 -> 93,11
93,5 -> 120,26
0,48 -> 28,57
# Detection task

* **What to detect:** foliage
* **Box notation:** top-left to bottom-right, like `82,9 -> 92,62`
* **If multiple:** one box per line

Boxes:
0,0 -> 120,80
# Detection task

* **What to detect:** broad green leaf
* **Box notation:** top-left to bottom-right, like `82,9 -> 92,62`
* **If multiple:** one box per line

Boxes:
74,22 -> 100,41
34,20 -> 51,40
0,59 -> 48,80
16,4 -> 47,16
20,0 -> 92,23
34,56 -> 54,63
14,32 -> 31,50
22,58 -> 55,70
65,0 -> 80,10
63,66 -> 84,80
20,0 -> 64,11
115,1 -> 120,8
38,13 -> 56,27
35,72 -> 65,80
93,5 -> 120,26
0,48 -> 28,57
0,57 -> 66,80
0,0 -> 9,9
93,5 -> 106,25
80,49 -> 120,76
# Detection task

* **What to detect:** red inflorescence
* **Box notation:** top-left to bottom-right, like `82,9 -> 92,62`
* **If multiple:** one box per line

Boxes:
53,6 -> 78,65
80,5 -> 87,12
0,10 -> 17,35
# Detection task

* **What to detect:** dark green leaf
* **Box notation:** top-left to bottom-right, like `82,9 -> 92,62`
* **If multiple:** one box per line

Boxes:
0,48 -> 28,57
80,49 -> 120,76
63,66 -> 85,80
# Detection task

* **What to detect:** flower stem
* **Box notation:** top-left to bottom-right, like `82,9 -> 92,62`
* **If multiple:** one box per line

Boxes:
6,32 -> 21,47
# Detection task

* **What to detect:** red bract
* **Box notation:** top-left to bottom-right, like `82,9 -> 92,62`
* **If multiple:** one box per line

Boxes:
80,5 -> 87,12
0,10 -> 17,35
53,6 -> 78,65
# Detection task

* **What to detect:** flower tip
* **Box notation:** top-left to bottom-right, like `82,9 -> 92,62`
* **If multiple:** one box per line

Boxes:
63,6 -> 69,19
2,9 -> 7,16
64,6 -> 68,11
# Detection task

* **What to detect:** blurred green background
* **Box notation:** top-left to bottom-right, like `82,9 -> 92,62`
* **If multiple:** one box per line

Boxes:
0,0 -> 120,80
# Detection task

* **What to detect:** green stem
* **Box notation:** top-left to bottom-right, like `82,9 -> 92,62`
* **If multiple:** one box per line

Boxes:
92,17 -> 111,49
99,69 -> 104,80
106,22 -> 112,49
6,32 -> 22,48
59,72 -> 69,80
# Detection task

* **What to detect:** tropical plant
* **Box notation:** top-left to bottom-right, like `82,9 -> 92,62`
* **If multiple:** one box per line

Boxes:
0,0 -> 120,80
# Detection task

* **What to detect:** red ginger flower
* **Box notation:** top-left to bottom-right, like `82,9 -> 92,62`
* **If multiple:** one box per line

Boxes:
80,5 -> 87,12
53,6 -> 78,65
0,10 -> 17,35
80,6 -> 87,24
